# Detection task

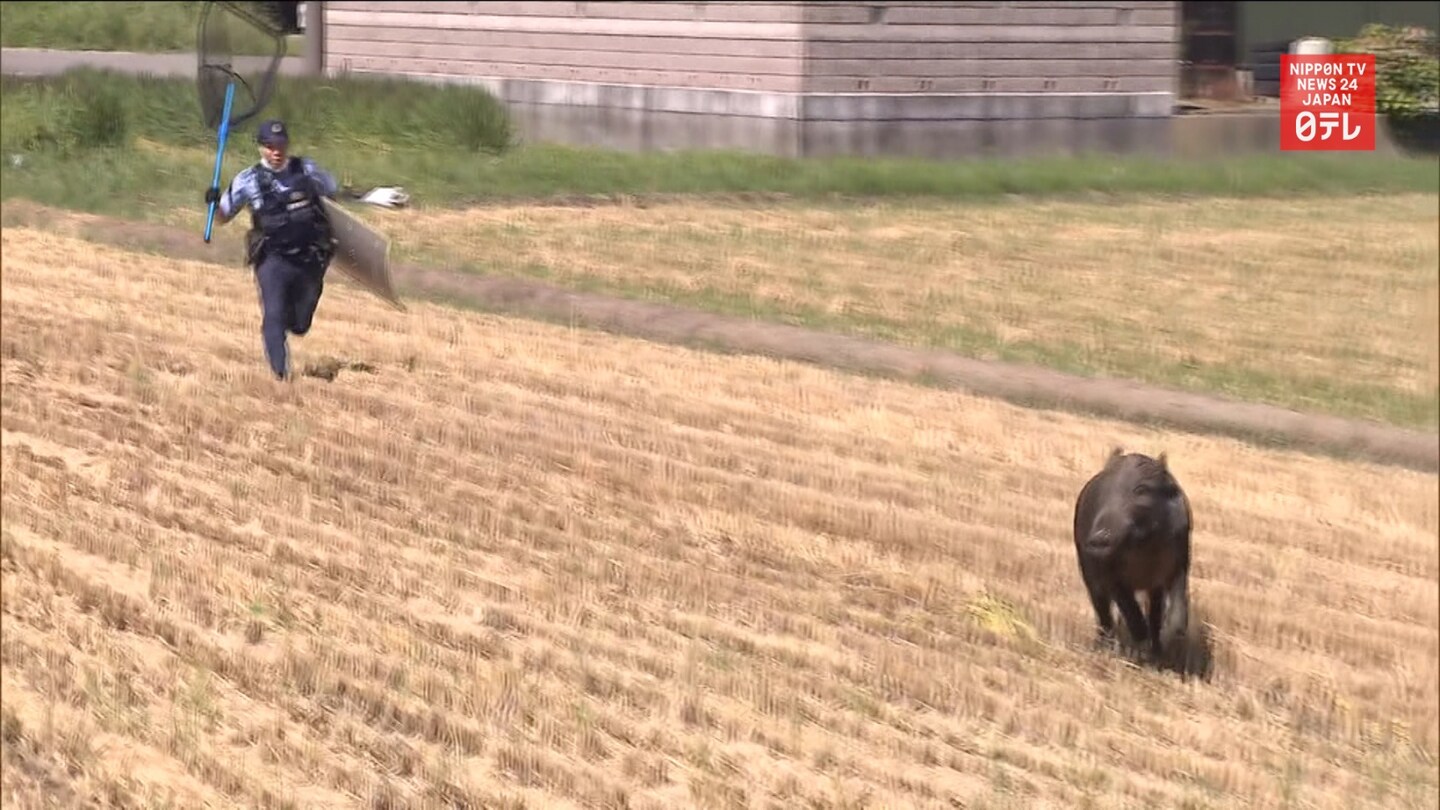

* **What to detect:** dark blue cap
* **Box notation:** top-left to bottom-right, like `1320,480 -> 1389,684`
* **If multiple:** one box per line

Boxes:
257,119 -> 289,145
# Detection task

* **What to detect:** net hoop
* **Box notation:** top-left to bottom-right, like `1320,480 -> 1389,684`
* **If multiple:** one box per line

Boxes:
196,1 -> 288,131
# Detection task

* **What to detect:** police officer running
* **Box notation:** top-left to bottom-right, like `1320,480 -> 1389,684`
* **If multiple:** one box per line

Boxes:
205,119 -> 339,381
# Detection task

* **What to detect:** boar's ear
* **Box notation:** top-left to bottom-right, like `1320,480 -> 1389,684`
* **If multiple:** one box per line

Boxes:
1101,446 -> 1124,471
1157,451 -> 1168,469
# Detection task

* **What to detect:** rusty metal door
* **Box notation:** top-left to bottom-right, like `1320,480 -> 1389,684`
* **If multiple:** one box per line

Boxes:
1181,1 -> 1242,100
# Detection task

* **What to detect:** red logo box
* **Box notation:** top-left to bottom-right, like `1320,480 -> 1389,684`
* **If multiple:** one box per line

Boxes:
1280,54 -> 1377,151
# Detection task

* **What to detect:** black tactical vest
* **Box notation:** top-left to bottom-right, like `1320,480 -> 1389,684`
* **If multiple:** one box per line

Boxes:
249,156 -> 331,260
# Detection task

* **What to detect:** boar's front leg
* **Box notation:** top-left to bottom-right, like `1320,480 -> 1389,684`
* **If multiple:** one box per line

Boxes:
1112,588 -> 1150,653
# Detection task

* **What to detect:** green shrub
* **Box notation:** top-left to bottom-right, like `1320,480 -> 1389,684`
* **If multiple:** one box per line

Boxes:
67,79 -> 130,148
1337,23 -> 1440,121
0,69 -> 131,153
0,68 -> 515,156
259,73 -> 516,155
0,1 -> 207,53
440,84 -> 517,154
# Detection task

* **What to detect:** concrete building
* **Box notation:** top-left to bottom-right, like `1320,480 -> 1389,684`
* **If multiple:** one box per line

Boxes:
1177,1 -> 1440,99
301,1 -> 1435,158
313,1 -> 1181,158
1237,1 -> 1440,96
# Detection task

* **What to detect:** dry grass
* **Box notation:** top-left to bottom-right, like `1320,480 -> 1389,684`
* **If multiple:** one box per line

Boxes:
2,226 -> 1437,809
351,193 -> 1440,428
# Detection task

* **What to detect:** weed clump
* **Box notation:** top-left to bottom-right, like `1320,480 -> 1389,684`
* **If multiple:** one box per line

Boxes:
1,67 -> 515,156
1,69 -> 131,153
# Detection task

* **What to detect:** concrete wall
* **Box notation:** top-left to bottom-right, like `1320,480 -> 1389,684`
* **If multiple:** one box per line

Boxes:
322,1 -> 1181,159
324,1 -> 807,91
800,2 -> 1177,94
796,1 -> 1178,157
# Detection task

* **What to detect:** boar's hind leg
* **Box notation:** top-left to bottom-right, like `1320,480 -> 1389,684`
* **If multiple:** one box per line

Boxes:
1161,570 -> 1190,648
1145,588 -> 1167,655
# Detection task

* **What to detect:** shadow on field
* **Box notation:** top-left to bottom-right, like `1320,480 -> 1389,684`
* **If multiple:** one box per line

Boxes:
300,356 -> 377,382
1100,613 -> 1219,683
1157,620 -> 1218,682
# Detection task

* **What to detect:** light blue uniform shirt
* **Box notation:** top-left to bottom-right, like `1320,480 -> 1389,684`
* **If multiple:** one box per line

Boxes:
219,157 -> 339,220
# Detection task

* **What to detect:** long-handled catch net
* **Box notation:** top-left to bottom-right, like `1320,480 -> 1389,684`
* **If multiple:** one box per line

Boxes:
198,1 -> 291,242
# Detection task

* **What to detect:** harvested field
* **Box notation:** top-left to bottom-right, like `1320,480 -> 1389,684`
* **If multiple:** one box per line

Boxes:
2,227 -> 1437,809
6,199 -> 1435,473
371,193 -> 1440,430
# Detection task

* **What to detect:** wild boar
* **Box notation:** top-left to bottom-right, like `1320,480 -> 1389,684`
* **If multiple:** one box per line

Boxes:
1073,448 -> 1192,659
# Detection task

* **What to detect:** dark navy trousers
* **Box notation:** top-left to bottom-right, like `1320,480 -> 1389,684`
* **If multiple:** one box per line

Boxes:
254,252 -> 326,379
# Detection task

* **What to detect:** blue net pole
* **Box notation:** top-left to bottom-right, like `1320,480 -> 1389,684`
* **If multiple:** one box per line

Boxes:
203,80 -> 237,243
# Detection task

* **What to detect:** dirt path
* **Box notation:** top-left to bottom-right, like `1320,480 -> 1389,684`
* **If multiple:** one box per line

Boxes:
4,199 -> 1436,473
0,46 -> 308,78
